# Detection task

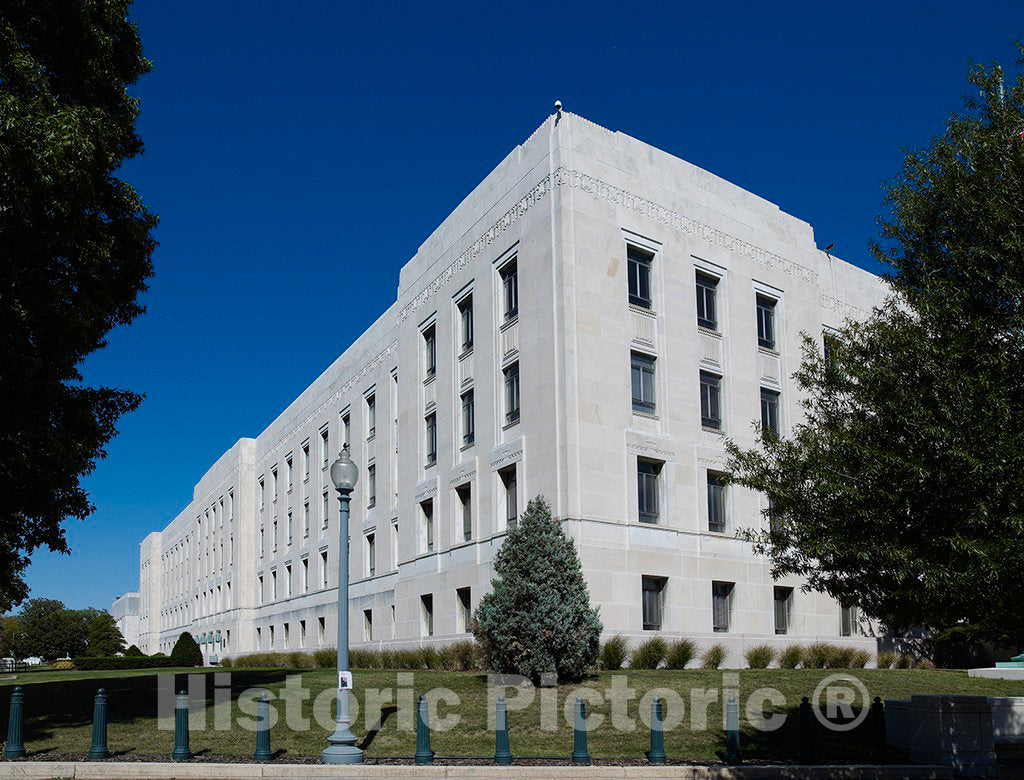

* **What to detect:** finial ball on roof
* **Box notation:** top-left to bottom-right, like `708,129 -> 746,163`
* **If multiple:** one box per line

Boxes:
554,100 -> 563,113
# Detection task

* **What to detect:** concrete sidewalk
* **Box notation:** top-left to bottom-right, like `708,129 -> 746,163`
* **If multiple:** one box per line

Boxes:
0,762 -> 954,779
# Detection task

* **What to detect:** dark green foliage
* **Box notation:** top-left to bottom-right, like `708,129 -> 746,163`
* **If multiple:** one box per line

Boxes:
744,644 -> 775,669
802,642 -> 833,669
598,635 -> 629,671
124,644 -> 143,657
665,639 -> 697,670
14,598 -> 88,659
700,643 -> 727,670
86,612 -> 124,657
72,656 -> 177,671
0,1 -> 157,611
170,632 -> 202,667
473,497 -> 602,683
629,637 -> 667,669
727,46 -> 1024,646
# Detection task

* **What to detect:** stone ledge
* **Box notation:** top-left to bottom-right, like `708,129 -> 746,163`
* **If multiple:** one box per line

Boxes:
0,762 -> 955,780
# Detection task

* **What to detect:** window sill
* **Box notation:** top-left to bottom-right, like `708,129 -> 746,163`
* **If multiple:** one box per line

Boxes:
502,417 -> 520,431
423,374 -> 436,387
629,302 -> 656,316
632,409 -> 658,419
702,426 -> 724,435
500,315 -> 518,331
758,345 -> 779,356
460,440 -> 475,452
458,346 -> 474,360
697,325 -> 721,338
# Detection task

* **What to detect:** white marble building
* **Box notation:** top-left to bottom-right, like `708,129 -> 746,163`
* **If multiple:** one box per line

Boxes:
111,591 -> 140,650
127,110 -> 885,666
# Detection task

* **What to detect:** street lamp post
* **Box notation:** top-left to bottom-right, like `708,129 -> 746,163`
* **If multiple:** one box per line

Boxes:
322,444 -> 362,764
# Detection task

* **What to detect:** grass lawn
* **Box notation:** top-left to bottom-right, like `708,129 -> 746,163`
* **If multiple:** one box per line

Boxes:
2,667 -> 1023,762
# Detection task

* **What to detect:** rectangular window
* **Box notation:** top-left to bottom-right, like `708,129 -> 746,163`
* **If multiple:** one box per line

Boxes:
342,413 -> 350,448
500,259 -> 518,322
285,564 -> 292,597
423,324 -> 437,380
286,456 -> 293,491
457,484 -> 472,541
712,581 -> 734,632
642,575 -> 665,630
272,520 -> 278,552
259,526 -> 265,557
421,594 -> 434,637
301,557 -> 309,593
461,389 -> 475,446
299,619 -> 306,647
366,533 -> 376,577
631,352 -> 656,414
757,295 -> 777,349
637,459 -> 662,524
363,608 -> 373,642
367,463 -> 376,508
283,622 -> 290,648
841,605 -> 860,637
366,394 -> 376,439
459,294 -> 474,352
318,616 -> 325,646
320,550 -> 328,589
425,414 -> 437,465
269,624 -> 275,648
456,587 -> 472,633
774,586 -> 793,635
699,371 -> 722,430
391,521 -> 399,571
320,429 -> 329,467
303,500 -> 309,538
627,246 -> 653,309
500,465 -> 517,529
421,499 -> 434,552
271,569 -> 278,600
503,362 -> 520,425
707,472 -> 727,533
286,510 -> 293,545
272,468 -> 278,500
696,272 -> 719,330
256,626 -> 262,650
322,491 -> 329,529
259,477 -> 265,510
760,388 -> 780,437
258,574 -> 264,605
302,443 -> 310,480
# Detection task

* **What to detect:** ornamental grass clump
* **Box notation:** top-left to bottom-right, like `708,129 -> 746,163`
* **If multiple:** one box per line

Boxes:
599,635 -> 629,671
665,639 -> 697,670
778,645 -> 803,669
744,644 -> 775,669
701,643 -> 728,670
630,637 -> 667,670
473,497 -> 602,684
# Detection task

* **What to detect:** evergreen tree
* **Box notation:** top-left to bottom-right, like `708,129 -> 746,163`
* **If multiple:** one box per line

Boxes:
124,644 -> 144,657
86,612 -> 125,657
473,496 -> 601,683
170,632 -> 202,667
727,46 -> 1024,645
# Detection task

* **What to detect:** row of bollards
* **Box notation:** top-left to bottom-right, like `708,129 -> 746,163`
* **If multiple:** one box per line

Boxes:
3,686 -> 274,763
4,685 -> 887,765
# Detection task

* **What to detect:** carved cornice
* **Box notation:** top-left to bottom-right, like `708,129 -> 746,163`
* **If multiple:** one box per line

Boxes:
626,441 -> 675,460
820,294 -> 869,322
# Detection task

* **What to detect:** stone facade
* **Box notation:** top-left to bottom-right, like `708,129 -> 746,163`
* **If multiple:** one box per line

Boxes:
110,591 -> 140,650
126,111 -> 886,666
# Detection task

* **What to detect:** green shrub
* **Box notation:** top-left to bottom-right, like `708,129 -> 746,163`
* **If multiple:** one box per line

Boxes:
778,645 -> 803,669
802,642 -> 834,669
72,656 -> 178,671
876,650 -> 897,669
701,643 -> 727,670
665,639 -> 696,670
170,632 -> 203,667
219,657 -> 234,668
916,658 -> 936,670
849,649 -> 871,668
420,646 -> 442,670
394,649 -> 423,669
53,659 -> 74,670
288,651 -> 315,670
599,635 -> 629,671
895,652 -> 915,669
473,497 -> 602,683
228,652 -> 290,668
314,649 -> 336,668
630,637 -> 667,670
744,644 -> 775,669
124,645 -> 144,658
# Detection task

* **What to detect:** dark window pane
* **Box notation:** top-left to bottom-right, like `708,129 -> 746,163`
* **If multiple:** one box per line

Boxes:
707,473 -> 726,532
756,295 -> 776,349
760,388 -> 780,436
696,272 -> 718,330
700,372 -> 722,429
642,576 -> 664,630
628,247 -> 653,308
712,582 -> 732,632
637,460 -> 661,523
631,352 -> 656,413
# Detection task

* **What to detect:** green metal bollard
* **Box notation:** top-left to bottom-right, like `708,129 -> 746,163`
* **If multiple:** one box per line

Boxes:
646,697 -> 666,764
494,695 -> 512,765
570,696 -> 590,765
724,695 -> 742,764
253,693 -> 272,762
4,686 -> 25,759
171,690 -> 192,761
870,696 -> 886,764
799,696 -> 815,764
88,688 -> 109,760
414,694 -> 433,765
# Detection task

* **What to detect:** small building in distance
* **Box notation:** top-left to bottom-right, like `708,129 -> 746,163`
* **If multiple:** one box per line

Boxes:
111,592 -> 140,651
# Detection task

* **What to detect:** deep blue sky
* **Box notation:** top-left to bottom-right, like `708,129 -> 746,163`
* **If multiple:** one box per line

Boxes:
22,2 -> 1023,610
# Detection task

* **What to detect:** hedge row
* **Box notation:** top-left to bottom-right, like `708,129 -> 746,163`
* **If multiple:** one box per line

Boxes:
72,656 -> 182,670
221,640 -> 484,672
598,636 -> 877,670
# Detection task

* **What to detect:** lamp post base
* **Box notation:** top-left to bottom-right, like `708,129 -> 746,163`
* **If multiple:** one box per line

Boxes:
322,742 -> 364,764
